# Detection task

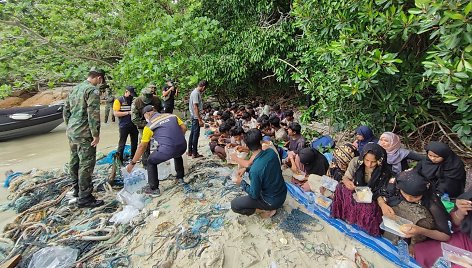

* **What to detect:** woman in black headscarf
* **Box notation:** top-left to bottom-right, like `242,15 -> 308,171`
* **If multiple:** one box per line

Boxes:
414,189 -> 472,267
414,141 -> 466,198
331,143 -> 391,236
378,170 -> 451,250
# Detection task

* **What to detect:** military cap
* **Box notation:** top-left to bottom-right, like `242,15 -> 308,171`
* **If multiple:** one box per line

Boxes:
89,67 -> 105,76
141,87 -> 153,95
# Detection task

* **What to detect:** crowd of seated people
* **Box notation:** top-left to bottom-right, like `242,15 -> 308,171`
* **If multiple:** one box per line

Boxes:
201,104 -> 468,266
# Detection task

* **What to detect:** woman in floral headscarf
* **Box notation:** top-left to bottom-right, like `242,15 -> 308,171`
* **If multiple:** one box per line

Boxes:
378,132 -> 423,176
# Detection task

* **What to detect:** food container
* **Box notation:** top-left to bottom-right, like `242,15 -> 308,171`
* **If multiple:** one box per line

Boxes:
353,186 -> 373,203
316,195 -> 333,210
380,215 -> 413,238
292,172 -> 306,181
226,147 -> 237,164
441,242 -> 472,267
321,175 -> 338,192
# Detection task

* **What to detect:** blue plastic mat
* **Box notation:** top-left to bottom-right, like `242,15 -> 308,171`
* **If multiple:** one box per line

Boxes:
96,145 -> 131,165
286,182 -> 420,268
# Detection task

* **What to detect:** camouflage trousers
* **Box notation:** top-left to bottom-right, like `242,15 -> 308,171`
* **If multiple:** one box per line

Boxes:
104,102 -> 115,123
69,139 -> 97,200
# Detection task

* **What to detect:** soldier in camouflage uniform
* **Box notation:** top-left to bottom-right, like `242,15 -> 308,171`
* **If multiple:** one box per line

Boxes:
63,67 -> 105,208
104,85 -> 115,123
131,87 -> 162,167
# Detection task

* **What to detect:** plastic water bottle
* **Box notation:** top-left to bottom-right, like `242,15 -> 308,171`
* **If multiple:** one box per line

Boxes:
122,168 -> 147,193
432,257 -> 451,268
214,203 -> 231,210
441,193 -> 450,202
397,239 -> 409,264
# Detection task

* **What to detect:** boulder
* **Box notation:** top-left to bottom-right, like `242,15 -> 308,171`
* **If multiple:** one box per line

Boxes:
20,87 -> 71,107
0,97 -> 25,109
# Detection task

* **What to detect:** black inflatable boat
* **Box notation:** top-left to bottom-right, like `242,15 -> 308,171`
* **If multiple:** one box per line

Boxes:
0,104 -> 64,141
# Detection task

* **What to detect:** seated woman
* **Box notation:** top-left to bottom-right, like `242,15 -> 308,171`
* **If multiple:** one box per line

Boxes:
414,190 -> 472,267
353,125 -> 378,155
231,129 -> 287,218
378,132 -> 424,176
414,141 -> 466,198
330,143 -> 359,181
286,147 -> 328,189
377,170 -> 451,253
330,143 -> 391,236
310,143 -> 359,197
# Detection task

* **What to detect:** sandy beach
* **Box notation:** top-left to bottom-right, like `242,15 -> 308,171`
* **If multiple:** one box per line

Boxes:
0,106 -> 398,267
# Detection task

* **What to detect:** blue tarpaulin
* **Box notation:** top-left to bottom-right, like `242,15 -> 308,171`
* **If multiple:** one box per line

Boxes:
96,145 -> 131,165
286,182 -> 421,268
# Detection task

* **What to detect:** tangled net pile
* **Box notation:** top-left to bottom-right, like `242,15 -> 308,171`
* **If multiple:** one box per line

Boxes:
0,154 -> 244,267
0,156 -> 136,267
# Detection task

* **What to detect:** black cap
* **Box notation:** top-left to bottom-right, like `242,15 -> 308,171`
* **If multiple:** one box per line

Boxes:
125,86 -> 137,97
142,105 -> 155,114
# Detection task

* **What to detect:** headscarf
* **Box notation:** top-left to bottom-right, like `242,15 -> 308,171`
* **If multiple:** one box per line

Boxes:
333,143 -> 358,171
385,170 -> 452,235
379,132 -> 410,175
298,148 -> 329,176
415,141 -> 466,198
386,170 -> 434,207
457,190 -> 472,239
397,169 -> 429,197
356,126 -> 378,155
353,143 -> 391,198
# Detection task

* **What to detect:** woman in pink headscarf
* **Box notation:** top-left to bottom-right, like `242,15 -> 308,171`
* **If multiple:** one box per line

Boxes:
378,132 -> 423,175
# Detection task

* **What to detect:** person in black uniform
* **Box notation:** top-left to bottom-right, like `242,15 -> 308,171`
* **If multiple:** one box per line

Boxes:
113,86 -> 138,163
162,79 -> 178,114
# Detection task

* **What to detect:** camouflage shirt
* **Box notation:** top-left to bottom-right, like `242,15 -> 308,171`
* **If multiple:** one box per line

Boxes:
63,80 -> 101,142
105,87 -> 115,103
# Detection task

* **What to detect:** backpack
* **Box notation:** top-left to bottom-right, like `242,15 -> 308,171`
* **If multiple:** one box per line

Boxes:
311,135 -> 335,153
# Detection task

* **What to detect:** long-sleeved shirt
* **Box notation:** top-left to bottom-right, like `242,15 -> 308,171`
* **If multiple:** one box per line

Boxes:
241,149 -> 287,207
63,80 -> 100,142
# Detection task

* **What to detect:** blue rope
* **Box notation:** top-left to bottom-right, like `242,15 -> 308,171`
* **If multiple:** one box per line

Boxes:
4,172 -> 22,188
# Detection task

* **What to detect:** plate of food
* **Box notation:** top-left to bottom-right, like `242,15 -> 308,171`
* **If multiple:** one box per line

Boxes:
380,215 -> 413,238
441,242 -> 472,268
292,172 -> 306,181
353,186 -> 373,203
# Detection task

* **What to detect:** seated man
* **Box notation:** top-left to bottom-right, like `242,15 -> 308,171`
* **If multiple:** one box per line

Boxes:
231,129 -> 287,218
126,105 -> 187,195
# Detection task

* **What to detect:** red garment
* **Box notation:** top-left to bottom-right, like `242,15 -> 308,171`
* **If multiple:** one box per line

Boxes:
330,184 -> 382,236
415,225 -> 472,268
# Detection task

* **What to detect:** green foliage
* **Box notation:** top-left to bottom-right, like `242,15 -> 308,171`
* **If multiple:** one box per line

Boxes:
0,0 -> 180,90
114,14 -> 224,95
1,0 -> 470,148
0,84 -> 12,99
291,0 -> 471,146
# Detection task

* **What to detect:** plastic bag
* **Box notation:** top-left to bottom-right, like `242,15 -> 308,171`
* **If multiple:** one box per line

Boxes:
109,205 -> 140,225
28,246 -> 78,268
117,189 -> 145,209
122,167 -> 147,193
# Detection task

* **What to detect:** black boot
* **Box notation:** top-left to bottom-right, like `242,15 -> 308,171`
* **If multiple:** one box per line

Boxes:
77,195 -> 104,208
